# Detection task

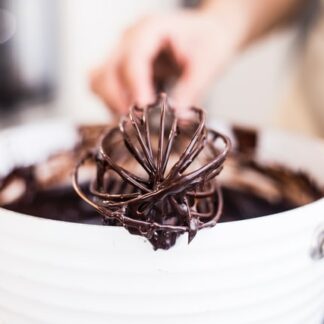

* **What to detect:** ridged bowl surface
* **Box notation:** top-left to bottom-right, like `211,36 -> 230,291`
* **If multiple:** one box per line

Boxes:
0,121 -> 324,324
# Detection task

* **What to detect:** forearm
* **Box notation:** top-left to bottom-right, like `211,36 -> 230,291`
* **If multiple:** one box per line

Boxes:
200,0 -> 305,49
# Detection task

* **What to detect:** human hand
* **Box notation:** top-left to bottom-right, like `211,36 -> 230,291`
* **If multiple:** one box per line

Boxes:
91,6 -> 250,117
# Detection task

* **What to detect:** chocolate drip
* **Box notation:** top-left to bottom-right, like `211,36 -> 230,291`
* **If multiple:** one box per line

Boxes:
73,94 -> 231,249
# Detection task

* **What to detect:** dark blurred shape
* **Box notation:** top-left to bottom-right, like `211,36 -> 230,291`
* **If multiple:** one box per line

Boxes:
153,49 -> 182,93
182,0 -> 201,8
0,0 -> 58,113
232,125 -> 258,156
299,0 -> 320,40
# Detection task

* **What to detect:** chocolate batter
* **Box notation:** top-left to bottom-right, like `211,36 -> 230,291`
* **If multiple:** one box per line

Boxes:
0,181 -> 300,224
3,164 -> 321,226
0,105 -> 323,250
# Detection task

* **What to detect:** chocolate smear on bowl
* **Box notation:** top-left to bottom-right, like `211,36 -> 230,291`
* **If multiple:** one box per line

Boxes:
73,94 -> 231,249
220,125 -> 323,221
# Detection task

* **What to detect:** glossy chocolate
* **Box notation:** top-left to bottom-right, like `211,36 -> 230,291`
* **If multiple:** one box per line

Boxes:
73,94 -> 231,249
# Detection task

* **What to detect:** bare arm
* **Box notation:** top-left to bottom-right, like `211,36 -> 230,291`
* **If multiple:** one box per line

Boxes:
201,0 -> 304,45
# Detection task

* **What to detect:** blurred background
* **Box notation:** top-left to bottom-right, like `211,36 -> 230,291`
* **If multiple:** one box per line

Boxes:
0,0 -> 323,136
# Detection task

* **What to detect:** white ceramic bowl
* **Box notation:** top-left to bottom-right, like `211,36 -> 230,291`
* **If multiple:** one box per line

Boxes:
0,121 -> 324,324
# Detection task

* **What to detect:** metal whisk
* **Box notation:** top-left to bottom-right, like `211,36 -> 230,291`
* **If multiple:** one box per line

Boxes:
73,94 -> 230,249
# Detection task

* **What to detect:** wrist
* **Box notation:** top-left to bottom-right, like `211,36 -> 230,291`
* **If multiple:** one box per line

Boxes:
197,0 -> 254,51
199,0 -> 253,49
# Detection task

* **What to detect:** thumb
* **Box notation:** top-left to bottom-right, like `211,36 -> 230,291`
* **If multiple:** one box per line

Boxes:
171,63 -> 211,118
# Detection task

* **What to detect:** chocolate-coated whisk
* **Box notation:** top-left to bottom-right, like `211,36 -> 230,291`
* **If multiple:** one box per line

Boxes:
73,94 -> 230,249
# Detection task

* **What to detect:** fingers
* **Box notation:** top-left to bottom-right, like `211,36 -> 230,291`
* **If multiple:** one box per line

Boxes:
120,16 -> 165,106
90,11 -> 233,119
171,62 -> 210,118
91,17 -> 164,115
90,56 -> 130,115
119,39 -> 156,107
171,39 -> 223,119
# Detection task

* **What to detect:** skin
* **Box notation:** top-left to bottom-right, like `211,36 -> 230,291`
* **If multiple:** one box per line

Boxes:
91,0 -> 302,117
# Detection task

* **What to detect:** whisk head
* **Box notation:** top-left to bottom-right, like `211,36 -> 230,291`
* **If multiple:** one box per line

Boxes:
73,94 -> 231,249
